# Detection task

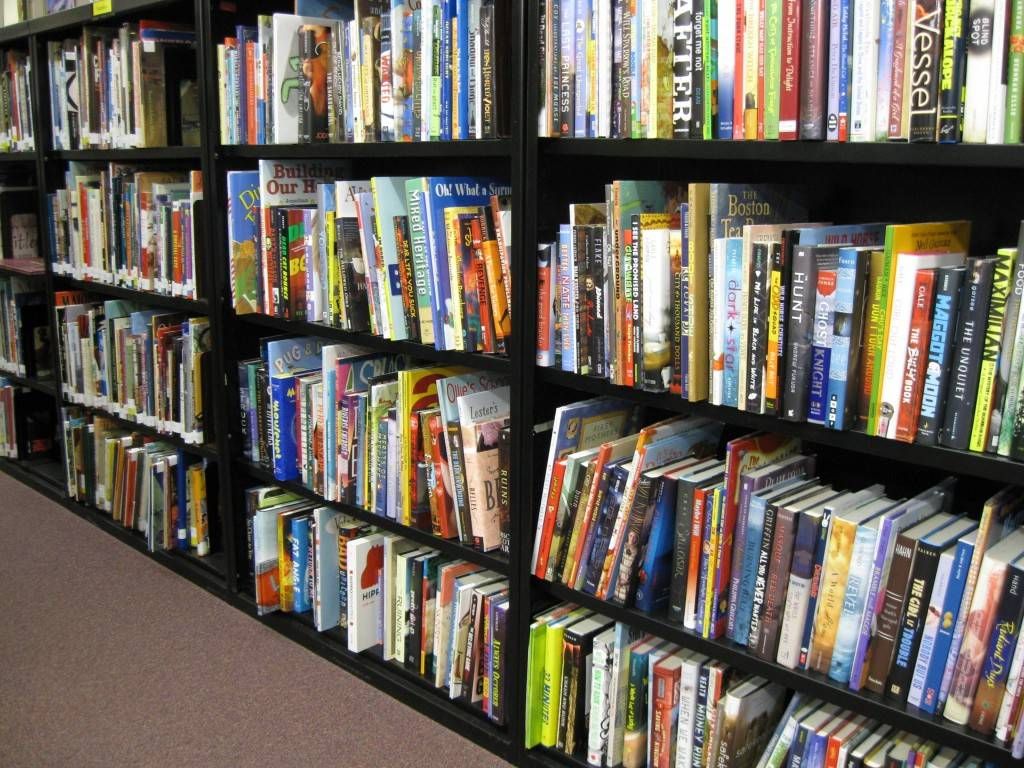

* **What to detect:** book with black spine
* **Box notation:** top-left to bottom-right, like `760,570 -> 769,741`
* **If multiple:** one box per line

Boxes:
666,459 -> 724,623
940,257 -> 996,449
592,225 -> 607,378
692,4 -> 705,138
908,0 -> 944,140
799,0 -> 829,138
782,244 -> 819,421
673,0 -> 695,138
745,242 -> 771,412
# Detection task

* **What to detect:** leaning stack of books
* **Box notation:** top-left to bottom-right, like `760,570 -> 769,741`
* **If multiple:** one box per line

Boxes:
46,21 -> 200,149
539,181 -> 1024,461
533,404 -> 1024,731
241,334 -> 511,554
61,407 -> 212,555
54,291 -> 211,445
246,488 -> 510,724
228,163 -> 512,354
538,0 -> 1024,144
48,165 -> 204,299
218,2 -> 512,145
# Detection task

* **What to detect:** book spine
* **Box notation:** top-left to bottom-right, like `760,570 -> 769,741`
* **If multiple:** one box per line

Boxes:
969,565 -> 1024,734
692,4 -> 706,138
888,0 -> 911,138
894,269 -> 936,443
909,549 -> 956,708
782,246 -> 817,421
1006,0 -> 1024,142
863,532 -> 918,694
886,542 -> 943,703
940,258 -> 995,450
777,511 -> 821,668
826,0 -> 843,139
962,0 -> 996,141
969,248 -> 1014,452
909,0 -> 944,140
719,0 -> 738,137
674,0 -> 695,138
850,0 -> 880,139
668,480 -> 697,623
765,244 -> 786,414
938,0 -> 969,140
779,0 -> 803,138
798,0 -> 828,137
754,505 -> 799,659
995,249 -> 1024,454
798,508 -> 833,669
807,261 -> 837,425
917,266 -> 965,445
745,244 -> 770,412
829,526 -> 878,682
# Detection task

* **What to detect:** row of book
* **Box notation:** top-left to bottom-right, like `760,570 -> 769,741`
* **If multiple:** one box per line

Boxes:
532,407 -> 1024,732
1,1 -> 80,25
537,182 -> 1024,461
227,162 -> 512,353
526,604 -> 1006,768
537,0 -> 1021,144
54,292 -> 212,445
218,2 -> 511,145
0,381 -> 52,460
0,49 -> 32,152
48,165 -> 204,299
240,334 -> 511,553
246,485 -> 509,724
61,408 -> 212,555
0,274 -> 49,379
46,21 -> 201,150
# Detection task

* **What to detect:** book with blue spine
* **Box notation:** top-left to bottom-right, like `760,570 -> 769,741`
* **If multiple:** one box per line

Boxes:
314,183 -> 335,323
695,483 -> 724,637
291,514 -> 312,613
726,457 -> 817,644
574,0 -> 590,137
918,529 -> 977,713
875,0 -> 895,140
807,248 -> 840,425
559,224 -> 575,371
264,335 -> 326,480
826,246 -> 872,430
175,450 -> 189,549
405,179 -> 436,345
312,507 -> 343,631
439,0 -> 455,140
724,236 -> 743,407
633,473 -> 678,613
456,0 -> 471,138
581,463 -> 630,595
916,266 -> 966,445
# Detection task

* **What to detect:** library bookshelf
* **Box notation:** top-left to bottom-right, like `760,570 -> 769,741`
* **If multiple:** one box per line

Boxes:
0,0 -> 1018,766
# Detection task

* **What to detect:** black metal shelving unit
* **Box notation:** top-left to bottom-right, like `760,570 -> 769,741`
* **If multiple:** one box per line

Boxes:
0,0 -> 1020,765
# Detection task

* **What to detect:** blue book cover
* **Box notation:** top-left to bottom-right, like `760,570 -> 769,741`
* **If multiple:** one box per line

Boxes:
876,0 -> 894,140
574,0 -> 590,137
175,450 -> 189,549
837,0 -> 851,138
807,249 -> 839,425
421,177 -> 510,350
559,224 -> 575,371
826,247 -> 871,430
226,170 -> 261,315
440,0 -> 455,140
630,0 -> 642,136
354,393 -> 368,508
797,508 -> 834,668
920,531 -> 976,712
456,0 -> 470,139
634,476 -> 679,613
575,458 -> 627,589
828,519 -> 882,682
582,464 -> 630,595
291,515 -> 312,612
265,336 -> 326,480
695,484 -> 724,636
295,0 -> 351,17
723,237 -> 743,407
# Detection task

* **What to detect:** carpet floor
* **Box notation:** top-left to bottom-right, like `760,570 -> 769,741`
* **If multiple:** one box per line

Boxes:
0,471 -> 510,767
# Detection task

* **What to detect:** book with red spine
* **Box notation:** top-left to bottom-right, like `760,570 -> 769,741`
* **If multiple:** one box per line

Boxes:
895,269 -> 937,442
779,0 -> 804,139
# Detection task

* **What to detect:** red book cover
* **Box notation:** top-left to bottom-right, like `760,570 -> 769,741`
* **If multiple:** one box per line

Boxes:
894,269 -> 936,442
471,216 -> 496,354
537,247 -> 552,361
622,227 -> 635,388
427,412 -> 458,539
245,40 -> 257,145
535,458 -> 568,578
651,658 -> 683,768
287,208 -> 306,320
779,0 -> 803,139
172,206 -> 184,287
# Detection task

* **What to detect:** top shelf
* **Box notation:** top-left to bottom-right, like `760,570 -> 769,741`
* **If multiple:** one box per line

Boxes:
0,0 -> 184,44
538,138 -> 1024,168
218,140 -> 514,161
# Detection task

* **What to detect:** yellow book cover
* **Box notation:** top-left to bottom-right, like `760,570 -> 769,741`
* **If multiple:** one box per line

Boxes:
398,365 -> 468,525
444,206 -> 481,352
808,515 -> 859,673
703,485 -> 724,637
969,247 -> 1015,451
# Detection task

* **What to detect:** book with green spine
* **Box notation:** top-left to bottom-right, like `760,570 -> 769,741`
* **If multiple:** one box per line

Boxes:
764,0 -> 783,139
969,247 -> 1015,451
1007,0 -> 1024,143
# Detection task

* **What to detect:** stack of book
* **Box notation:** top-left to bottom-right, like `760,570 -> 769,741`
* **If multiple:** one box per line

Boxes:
0,380 -> 53,460
0,274 -> 49,378
48,165 -> 204,299
241,335 -> 511,553
228,163 -> 512,354
538,0 -> 1024,143
46,21 -> 200,150
218,2 -> 512,144
246,487 -> 510,724
533,411 -> 1024,730
54,291 -> 211,445
0,48 -> 34,152
538,181 -> 1024,461
61,407 -> 212,555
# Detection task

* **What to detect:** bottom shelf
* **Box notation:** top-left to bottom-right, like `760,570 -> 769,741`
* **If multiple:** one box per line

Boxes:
227,592 -> 514,759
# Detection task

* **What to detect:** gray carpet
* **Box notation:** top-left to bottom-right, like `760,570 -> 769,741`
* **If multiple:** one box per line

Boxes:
0,472 -> 511,767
